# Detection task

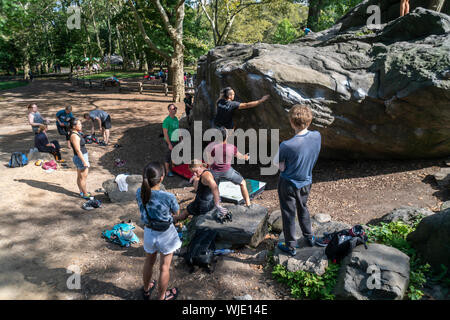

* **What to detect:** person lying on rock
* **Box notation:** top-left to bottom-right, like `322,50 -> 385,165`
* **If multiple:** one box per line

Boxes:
83,109 -> 111,146
273,104 -> 321,256
213,87 -> 269,130
34,124 -> 62,161
205,126 -> 252,207
28,103 -> 50,134
177,160 -> 228,221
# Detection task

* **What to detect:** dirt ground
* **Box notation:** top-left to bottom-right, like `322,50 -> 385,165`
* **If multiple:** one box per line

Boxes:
0,79 -> 448,300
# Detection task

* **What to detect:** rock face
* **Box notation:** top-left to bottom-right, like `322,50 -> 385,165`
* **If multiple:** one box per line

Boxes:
334,243 -> 410,300
407,208 -> 450,270
380,206 -> 435,226
274,246 -> 329,276
433,167 -> 450,188
27,149 -> 54,162
189,204 -> 269,248
102,175 -> 166,203
193,6 -> 450,159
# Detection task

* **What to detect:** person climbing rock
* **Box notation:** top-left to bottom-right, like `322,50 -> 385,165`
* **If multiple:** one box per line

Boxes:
213,87 -> 269,130
273,104 -> 321,256
83,109 -> 111,146
205,127 -> 252,207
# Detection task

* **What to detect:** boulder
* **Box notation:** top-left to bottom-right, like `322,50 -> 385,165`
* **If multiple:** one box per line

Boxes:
102,175 -> 166,202
279,220 -> 351,247
268,210 -> 284,234
334,243 -> 410,300
27,149 -> 54,162
188,204 -> 269,248
441,201 -> 450,211
433,167 -> 450,188
274,246 -> 328,276
314,213 -> 332,223
380,206 -> 435,226
407,208 -> 450,270
193,7 -> 450,159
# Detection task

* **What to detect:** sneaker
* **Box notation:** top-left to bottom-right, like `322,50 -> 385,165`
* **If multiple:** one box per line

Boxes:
167,171 -> 174,177
99,141 -> 108,147
316,233 -> 333,247
307,235 -> 316,247
277,242 -> 296,256
80,192 -> 92,200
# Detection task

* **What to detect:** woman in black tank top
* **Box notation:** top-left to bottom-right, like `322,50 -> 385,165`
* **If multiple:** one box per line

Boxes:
69,118 -> 91,199
176,160 -> 227,220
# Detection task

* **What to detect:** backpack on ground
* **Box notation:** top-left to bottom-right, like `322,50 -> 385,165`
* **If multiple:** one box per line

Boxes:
184,228 -> 217,273
325,225 -> 368,263
102,221 -> 140,247
8,152 -> 28,168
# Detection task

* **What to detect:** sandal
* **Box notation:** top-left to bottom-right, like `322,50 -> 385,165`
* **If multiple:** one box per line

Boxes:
143,280 -> 157,300
163,287 -> 179,300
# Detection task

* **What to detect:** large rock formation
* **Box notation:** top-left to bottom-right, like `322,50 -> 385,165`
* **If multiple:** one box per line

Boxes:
193,4 -> 450,159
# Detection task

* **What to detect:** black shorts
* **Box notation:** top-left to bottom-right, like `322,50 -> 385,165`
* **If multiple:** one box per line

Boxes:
186,198 -> 215,216
57,125 -> 70,140
165,140 -> 179,163
101,115 -> 112,129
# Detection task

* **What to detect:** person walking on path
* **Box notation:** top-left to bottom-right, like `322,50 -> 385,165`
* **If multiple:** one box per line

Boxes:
83,109 -> 112,146
274,105 -> 321,256
162,104 -> 180,177
213,87 -> 269,130
137,161 -> 183,300
205,127 -> 252,207
28,104 -> 50,134
56,106 -> 74,148
69,118 -> 91,199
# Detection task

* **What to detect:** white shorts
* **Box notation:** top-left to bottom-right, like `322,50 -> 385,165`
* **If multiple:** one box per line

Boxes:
143,224 -> 181,255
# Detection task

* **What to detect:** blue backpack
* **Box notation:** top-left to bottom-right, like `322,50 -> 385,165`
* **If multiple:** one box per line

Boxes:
102,221 -> 140,247
8,152 -> 28,168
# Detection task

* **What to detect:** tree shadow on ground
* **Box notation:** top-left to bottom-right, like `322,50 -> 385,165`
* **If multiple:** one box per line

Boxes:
14,179 -> 80,198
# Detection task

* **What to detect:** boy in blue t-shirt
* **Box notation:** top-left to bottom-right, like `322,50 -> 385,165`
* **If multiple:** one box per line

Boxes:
274,104 -> 321,256
56,106 -> 74,148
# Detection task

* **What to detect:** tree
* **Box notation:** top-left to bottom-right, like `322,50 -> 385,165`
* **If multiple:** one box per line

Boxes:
128,0 -> 186,102
272,18 -> 298,44
428,0 -> 446,12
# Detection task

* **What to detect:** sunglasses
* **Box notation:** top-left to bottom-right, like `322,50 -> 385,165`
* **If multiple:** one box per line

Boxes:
170,107 -> 177,111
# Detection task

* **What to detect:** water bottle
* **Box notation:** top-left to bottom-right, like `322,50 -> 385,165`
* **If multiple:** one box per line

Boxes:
214,249 -> 234,256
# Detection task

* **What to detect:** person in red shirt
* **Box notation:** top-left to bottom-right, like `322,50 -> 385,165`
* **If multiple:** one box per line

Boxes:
205,127 -> 252,206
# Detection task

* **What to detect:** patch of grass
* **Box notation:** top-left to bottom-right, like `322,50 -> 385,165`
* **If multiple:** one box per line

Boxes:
80,71 -> 145,80
0,81 -> 29,90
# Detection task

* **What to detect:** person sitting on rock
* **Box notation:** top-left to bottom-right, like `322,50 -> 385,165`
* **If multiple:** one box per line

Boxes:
83,109 -> 111,146
213,87 -> 269,130
176,160 -> 227,221
400,0 -> 410,17
28,103 -> 50,134
273,104 -> 321,256
34,124 -> 62,161
205,126 -> 252,207
56,106 -> 74,148
301,26 -> 313,36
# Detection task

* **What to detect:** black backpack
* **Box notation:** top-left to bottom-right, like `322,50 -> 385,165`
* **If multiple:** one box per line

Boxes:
325,225 -> 368,263
8,152 -> 28,168
184,228 -> 217,273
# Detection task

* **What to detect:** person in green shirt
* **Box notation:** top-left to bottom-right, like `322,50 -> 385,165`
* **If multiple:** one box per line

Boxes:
162,104 -> 180,177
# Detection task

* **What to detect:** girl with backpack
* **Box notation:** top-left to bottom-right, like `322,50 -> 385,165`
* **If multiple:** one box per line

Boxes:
34,124 -> 62,161
69,118 -> 91,199
137,162 -> 183,300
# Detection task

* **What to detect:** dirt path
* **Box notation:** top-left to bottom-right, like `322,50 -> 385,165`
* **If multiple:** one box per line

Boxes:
0,80 -> 447,300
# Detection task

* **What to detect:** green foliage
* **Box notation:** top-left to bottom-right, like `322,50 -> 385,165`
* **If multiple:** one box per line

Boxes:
366,217 -> 432,300
272,18 -> 299,44
80,71 -> 145,80
272,262 -> 340,300
313,0 -> 365,32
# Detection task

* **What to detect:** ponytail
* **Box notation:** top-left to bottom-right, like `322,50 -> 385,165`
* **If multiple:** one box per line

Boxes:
37,124 -> 47,134
141,162 -> 164,206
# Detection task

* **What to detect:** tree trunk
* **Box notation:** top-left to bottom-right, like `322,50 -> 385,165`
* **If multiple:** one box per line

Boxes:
171,41 -> 184,102
428,0 -> 445,12
307,0 -> 323,31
